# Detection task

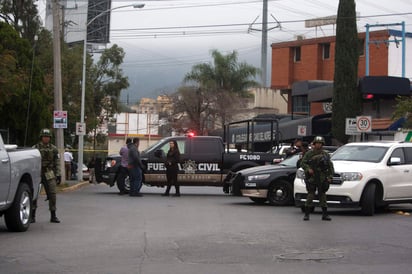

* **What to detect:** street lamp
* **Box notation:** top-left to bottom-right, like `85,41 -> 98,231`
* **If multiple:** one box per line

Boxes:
78,3 -> 145,181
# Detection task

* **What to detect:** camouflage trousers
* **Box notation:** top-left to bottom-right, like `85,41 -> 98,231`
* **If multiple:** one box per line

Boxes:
305,181 -> 328,208
33,176 -> 57,212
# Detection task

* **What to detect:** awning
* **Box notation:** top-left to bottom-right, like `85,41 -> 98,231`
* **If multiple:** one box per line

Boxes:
307,84 -> 334,102
292,80 -> 333,96
359,76 -> 411,96
372,117 -> 406,131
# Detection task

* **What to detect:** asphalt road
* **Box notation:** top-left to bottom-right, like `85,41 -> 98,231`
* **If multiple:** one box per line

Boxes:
1,184 -> 412,274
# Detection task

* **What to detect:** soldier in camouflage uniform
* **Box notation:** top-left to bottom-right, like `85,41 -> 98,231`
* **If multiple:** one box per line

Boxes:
32,128 -> 61,223
300,136 -> 334,221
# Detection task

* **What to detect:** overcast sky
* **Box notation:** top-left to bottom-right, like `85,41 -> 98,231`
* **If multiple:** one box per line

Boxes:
39,0 -> 412,104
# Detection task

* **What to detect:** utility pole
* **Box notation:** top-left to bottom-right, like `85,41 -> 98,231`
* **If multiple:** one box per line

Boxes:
52,0 -> 65,181
249,0 -> 280,87
261,0 -> 268,87
365,22 -> 406,77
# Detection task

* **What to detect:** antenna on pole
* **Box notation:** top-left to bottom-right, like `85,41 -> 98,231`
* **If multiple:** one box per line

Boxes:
248,0 -> 281,87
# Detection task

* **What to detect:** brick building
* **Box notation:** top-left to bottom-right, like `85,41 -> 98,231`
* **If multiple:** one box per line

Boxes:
270,29 -> 412,139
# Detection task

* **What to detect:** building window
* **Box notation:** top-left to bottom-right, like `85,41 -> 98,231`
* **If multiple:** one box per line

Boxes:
293,46 -> 301,62
292,96 -> 309,113
322,43 -> 330,59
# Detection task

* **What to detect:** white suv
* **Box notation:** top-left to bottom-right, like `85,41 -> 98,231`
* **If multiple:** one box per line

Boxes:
294,141 -> 412,215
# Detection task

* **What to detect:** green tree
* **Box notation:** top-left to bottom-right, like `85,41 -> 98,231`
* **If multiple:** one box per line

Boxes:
171,86 -> 214,135
0,22 -> 52,145
0,0 -> 41,43
332,0 -> 362,144
85,44 -> 129,146
392,96 -> 412,129
180,49 -> 259,132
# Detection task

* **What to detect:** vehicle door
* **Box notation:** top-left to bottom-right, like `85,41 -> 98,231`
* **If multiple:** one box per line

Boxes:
384,147 -> 412,199
144,138 -> 188,186
182,138 -> 224,186
0,146 -> 11,205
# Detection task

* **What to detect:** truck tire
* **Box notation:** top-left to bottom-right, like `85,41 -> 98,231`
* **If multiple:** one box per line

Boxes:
361,183 -> 376,216
267,180 -> 294,206
116,175 -> 130,194
4,183 -> 32,232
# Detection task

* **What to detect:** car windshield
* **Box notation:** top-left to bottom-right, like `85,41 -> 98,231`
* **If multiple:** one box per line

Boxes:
331,145 -> 388,163
142,137 -> 171,153
278,154 -> 299,167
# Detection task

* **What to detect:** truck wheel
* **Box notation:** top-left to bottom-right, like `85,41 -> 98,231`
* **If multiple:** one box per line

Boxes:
4,183 -> 32,232
267,180 -> 294,206
116,176 -> 130,194
361,183 -> 376,216
250,197 -> 267,204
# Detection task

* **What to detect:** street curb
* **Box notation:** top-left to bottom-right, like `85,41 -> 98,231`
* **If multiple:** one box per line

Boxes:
59,181 -> 90,192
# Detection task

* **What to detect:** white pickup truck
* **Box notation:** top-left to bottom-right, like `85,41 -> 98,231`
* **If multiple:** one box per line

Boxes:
294,141 -> 412,216
0,135 -> 41,231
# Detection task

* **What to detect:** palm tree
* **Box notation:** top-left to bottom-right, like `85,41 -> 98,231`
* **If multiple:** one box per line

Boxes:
183,49 -> 260,128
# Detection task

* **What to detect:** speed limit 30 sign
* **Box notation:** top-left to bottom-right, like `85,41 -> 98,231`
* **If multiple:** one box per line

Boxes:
356,116 -> 372,132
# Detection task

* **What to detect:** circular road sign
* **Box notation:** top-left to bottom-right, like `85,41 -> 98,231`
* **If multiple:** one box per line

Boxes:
356,116 -> 372,132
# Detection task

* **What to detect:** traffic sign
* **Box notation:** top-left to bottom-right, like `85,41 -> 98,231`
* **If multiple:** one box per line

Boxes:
345,118 -> 360,135
405,131 -> 412,142
356,116 -> 372,132
297,125 -> 307,136
76,122 -> 86,135
53,111 -> 67,129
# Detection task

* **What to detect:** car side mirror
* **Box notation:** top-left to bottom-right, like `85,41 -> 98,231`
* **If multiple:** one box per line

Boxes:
388,156 -> 401,166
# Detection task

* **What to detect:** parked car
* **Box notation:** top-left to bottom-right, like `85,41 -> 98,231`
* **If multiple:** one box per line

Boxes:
223,154 -> 301,205
0,135 -> 41,232
70,162 -> 90,181
224,146 -> 338,205
294,141 -> 412,215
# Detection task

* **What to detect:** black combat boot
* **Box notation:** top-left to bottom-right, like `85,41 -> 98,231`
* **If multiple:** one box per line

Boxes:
174,186 -> 180,197
162,186 -> 171,196
303,206 -> 310,221
322,207 -> 332,221
50,211 -> 61,223
30,209 -> 36,223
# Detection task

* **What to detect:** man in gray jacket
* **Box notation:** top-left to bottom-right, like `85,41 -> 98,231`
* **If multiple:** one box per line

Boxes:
128,138 -> 144,197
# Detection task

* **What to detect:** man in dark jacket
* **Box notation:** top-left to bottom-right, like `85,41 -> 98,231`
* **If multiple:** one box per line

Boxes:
128,138 -> 144,197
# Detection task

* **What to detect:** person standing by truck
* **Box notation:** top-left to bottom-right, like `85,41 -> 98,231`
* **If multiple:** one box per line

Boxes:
128,137 -> 144,197
162,140 -> 181,197
118,138 -> 131,195
63,148 -> 73,181
32,128 -> 61,223
300,136 -> 334,221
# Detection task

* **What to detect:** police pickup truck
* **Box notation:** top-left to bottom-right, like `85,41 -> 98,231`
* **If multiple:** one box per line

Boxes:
95,136 -> 277,193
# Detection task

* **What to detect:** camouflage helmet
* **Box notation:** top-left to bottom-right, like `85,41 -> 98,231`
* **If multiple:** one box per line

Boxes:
313,136 -> 325,144
39,128 -> 52,138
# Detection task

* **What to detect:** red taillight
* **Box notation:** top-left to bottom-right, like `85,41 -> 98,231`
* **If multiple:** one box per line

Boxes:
363,93 -> 374,100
